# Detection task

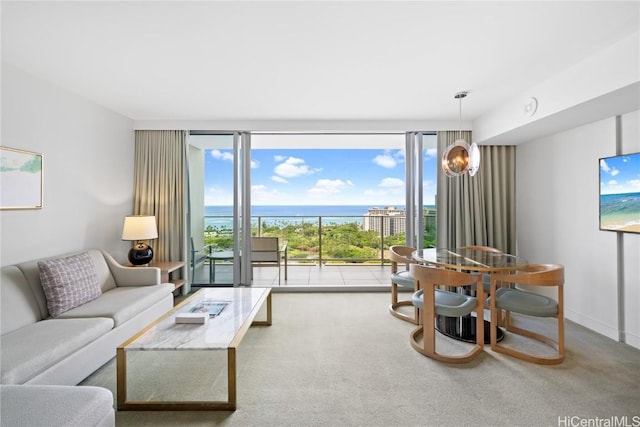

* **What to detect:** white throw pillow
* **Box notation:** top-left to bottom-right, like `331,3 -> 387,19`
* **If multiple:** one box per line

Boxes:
38,252 -> 102,317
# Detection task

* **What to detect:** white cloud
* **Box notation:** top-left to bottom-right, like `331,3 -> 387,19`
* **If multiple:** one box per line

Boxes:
600,159 -> 619,176
274,156 -> 320,178
210,149 -> 233,161
373,153 -> 396,169
271,175 -> 288,184
379,177 -> 404,188
274,155 -> 286,162
608,180 -> 618,186
308,179 -> 354,197
629,179 -> 640,190
210,149 -> 259,168
424,148 -> 437,159
251,184 -> 284,203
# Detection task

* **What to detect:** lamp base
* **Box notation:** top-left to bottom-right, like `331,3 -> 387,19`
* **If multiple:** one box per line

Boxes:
128,243 -> 154,266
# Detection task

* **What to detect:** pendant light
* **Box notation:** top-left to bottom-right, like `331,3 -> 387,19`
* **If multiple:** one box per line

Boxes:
442,91 -> 480,177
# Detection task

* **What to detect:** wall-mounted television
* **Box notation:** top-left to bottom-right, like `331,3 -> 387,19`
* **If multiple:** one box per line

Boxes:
599,152 -> 640,234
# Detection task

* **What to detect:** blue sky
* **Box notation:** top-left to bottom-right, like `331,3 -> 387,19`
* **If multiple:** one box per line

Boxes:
205,148 -> 439,206
600,153 -> 640,195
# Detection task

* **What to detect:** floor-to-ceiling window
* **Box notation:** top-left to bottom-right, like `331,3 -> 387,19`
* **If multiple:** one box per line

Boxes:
188,131 -> 437,288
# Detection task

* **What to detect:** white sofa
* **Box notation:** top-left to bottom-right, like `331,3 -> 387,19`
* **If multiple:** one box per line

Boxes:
0,249 -> 175,426
0,384 -> 115,427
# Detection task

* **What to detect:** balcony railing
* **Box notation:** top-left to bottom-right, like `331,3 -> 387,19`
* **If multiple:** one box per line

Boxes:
203,213 -> 436,265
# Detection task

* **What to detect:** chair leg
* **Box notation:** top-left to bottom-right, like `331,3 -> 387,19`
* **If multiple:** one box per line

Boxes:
491,312 -> 564,365
389,283 -> 419,325
409,303 -> 482,364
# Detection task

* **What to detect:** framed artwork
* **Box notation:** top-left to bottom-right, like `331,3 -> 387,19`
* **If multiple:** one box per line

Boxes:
599,152 -> 640,234
1,146 -> 43,210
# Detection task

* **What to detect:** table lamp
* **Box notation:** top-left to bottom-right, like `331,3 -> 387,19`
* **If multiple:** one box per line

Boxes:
122,215 -> 158,265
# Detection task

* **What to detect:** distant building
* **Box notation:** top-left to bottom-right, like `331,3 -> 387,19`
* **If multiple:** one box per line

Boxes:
363,206 -> 437,236
363,206 -> 406,236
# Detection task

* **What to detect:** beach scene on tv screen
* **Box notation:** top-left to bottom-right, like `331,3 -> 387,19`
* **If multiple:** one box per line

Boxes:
600,153 -> 640,233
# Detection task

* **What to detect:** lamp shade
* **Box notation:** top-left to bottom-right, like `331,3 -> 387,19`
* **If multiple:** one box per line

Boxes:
122,216 -> 158,241
442,139 -> 470,177
122,216 -> 158,265
468,143 -> 481,177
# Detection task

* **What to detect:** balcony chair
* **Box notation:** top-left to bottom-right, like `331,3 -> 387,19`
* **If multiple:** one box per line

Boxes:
409,263 -> 484,363
488,264 -> 565,365
251,237 -> 287,285
389,245 -> 418,324
190,237 -> 210,282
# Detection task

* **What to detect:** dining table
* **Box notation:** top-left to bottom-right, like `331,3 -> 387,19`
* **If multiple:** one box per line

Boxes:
411,247 -> 529,344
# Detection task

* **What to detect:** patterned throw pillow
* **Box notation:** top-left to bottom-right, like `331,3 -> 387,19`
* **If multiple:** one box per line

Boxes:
38,252 -> 102,317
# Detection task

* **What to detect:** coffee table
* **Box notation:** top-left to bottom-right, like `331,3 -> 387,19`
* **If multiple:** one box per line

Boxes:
116,287 -> 272,411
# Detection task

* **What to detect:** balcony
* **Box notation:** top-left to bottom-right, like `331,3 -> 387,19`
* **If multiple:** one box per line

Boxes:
192,212 -> 435,288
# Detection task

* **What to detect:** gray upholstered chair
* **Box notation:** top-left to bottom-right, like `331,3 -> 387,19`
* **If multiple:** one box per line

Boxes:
409,263 -> 484,363
389,245 -> 418,324
488,264 -> 564,364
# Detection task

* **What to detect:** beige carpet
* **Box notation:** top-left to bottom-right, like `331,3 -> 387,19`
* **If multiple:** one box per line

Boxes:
81,292 -> 640,427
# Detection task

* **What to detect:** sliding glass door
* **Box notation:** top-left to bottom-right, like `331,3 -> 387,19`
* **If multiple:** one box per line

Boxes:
188,131 -> 436,288
188,132 -> 247,286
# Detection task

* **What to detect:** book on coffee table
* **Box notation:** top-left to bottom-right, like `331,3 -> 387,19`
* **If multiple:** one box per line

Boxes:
189,299 -> 230,317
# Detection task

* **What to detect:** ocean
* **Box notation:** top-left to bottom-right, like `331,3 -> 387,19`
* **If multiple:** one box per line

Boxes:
600,192 -> 640,230
203,205 -> 434,230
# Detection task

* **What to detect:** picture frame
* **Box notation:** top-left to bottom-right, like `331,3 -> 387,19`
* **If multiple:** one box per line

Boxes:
599,152 -> 640,234
1,146 -> 43,210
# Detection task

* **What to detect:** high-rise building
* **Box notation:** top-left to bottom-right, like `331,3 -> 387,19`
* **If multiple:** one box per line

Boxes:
363,206 -> 406,237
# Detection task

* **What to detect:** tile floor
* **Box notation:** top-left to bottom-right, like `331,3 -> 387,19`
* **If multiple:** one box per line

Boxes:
191,262 -> 391,288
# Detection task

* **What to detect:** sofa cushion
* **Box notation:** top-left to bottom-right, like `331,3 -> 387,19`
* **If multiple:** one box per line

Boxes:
38,252 -> 102,317
1,317 -> 113,384
1,266 -> 42,335
56,283 -> 175,327
0,384 -> 115,427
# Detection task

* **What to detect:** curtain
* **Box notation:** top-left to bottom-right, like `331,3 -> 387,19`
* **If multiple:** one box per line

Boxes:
133,130 -> 188,270
436,131 -> 516,253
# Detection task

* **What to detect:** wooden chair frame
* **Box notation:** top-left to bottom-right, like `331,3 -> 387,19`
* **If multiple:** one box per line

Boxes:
409,264 -> 484,363
489,264 -> 565,365
388,245 -> 418,324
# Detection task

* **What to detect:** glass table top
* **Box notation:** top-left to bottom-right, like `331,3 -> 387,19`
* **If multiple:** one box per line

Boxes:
412,248 -> 528,272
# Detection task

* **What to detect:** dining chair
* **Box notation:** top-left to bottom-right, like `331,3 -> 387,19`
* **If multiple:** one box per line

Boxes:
388,245 -> 419,324
488,264 -> 565,364
409,263 -> 484,363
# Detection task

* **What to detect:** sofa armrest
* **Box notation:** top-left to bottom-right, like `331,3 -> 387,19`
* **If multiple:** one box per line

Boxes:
102,251 -> 161,287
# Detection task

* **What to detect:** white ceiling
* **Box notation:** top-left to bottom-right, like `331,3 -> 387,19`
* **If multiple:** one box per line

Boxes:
2,1 -> 638,123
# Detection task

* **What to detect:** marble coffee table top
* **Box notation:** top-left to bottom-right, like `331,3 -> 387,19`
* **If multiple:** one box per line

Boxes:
123,287 -> 271,351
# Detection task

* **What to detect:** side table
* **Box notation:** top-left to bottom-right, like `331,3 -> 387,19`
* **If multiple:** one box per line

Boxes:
147,261 -> 186,292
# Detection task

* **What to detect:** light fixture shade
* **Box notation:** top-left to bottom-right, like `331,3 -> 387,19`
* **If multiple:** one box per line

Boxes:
468,143 -> 481,177
442,139 -> 470,177
122,216 -> 158,241
122,216 -> 157,265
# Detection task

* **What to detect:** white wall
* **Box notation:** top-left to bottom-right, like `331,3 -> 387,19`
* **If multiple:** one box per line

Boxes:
1,63 -> 135,266
516,110 -> 640,348
475,31 -> 639,145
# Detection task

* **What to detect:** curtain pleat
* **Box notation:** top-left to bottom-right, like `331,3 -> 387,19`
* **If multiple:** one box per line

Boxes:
133,130 -> 187,266
436,131 -> 516,253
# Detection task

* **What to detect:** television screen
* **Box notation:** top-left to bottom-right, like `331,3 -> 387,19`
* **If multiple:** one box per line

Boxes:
599,152 -> 640,234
